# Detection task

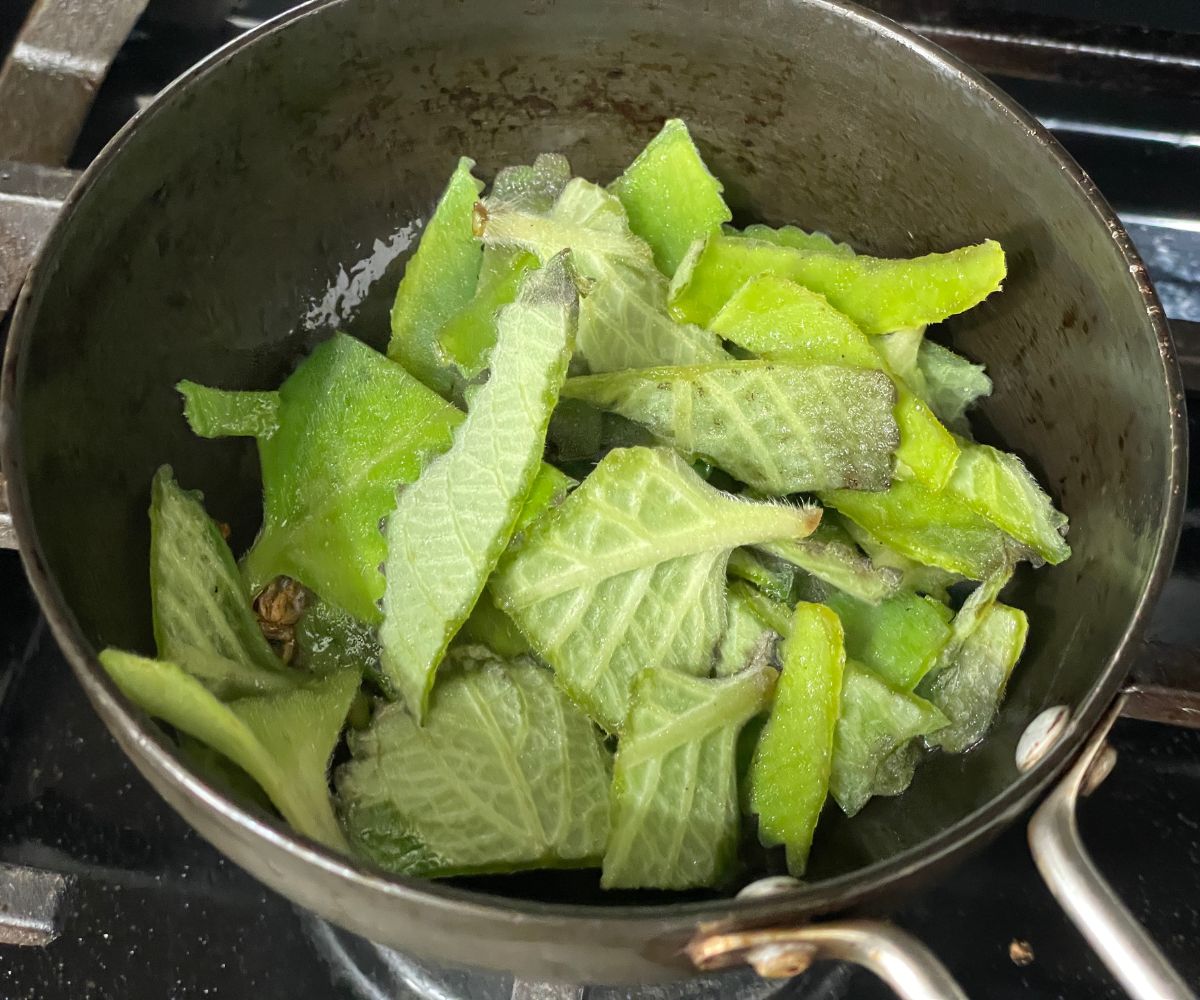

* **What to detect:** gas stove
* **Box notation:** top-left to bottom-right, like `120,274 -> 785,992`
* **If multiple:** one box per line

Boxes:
1,2 -> 1199,997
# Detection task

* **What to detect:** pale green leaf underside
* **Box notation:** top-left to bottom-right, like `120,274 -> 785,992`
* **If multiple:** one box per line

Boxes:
602,665 -> 776,889
492,447 -> 818,731
337,652 -> 611,877
100,649 -> 357,850
380,255 -> 579,718
713,586 -> 778,677
148,466 -> 282,676
564,361 -> 899,495
916,340 -> 992,434
481,177 -> 726,373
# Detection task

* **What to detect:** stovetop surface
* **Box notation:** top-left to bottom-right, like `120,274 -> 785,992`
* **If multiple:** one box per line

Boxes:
3,2 -> 1200,997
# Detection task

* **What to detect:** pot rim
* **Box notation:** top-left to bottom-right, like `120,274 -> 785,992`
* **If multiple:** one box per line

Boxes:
0,0 -> 1186,931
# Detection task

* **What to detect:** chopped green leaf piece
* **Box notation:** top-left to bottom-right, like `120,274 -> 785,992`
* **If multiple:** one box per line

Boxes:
388,157 -> 484,396
916,340 -> 992,434
337,651 -> 611,877
101,649 -> 357,849
872,326 -> 927,391
149,466 -> 282,676
669,234 -> 1006,334
758,519 -> 903,606
190,335 -> 568,624
492,447 -> 819,731
602,664 -> 776,889
824,589 -> 952,691
707,275 -> 960,491
295,599 -> 382,683
730,580 -> 795,637
949,443 -> 1070,564
436,250 -> 538,380
830,661 -> 948,817
936,561 -> 1015,669
749,603 -> 845,874
562,361 -> 899,495
177,382 -> 279,439
454,588 -> 533,659
727,548 -> 796,603
714,586 -> 779,677
480,177 -> 727,372
736,223 -> 855,257
823,477 -> 1017,580
610,119 -> 732,276
172,646 -> 298,699
837,514 -> 963,601
921,603 -> 1028,753
490,153 -> 571,213
380,255 -> 579,718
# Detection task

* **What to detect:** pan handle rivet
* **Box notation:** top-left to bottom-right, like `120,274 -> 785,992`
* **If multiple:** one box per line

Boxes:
1016,705 -> 1071,772
737,876 -> 804,900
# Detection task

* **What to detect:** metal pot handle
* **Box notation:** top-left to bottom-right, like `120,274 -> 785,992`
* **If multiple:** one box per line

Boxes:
1024,645 -> 1200,1000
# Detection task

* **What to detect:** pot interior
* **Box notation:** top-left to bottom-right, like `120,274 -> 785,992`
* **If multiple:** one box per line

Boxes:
5,0 -> 1178,907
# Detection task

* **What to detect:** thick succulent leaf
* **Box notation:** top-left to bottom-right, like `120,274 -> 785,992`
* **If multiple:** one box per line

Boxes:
824,589 -> 952,691
149,466 -> 282,677
177,382 -> 279,439
380,255 -> 579,718
713,586 -> 779,677
186,335 -> 570,624
916,340 -> 992,434
822,477 -> 1019,580
491,447 -> 818,731
735,223 -> 855,257
388,157 -> 484,396
436,250 -> 538,380
837,514 -> 963,602
602,665 -> 776,889
749,603 -> 845,874
562,361 -> 899,495
830,661 -> 948,817
949,443 -> 1070,565
609,119 -> 732,276
758,518 -> 903,606
338,651 -> 611,877
921,603 -> 1028,753
707,275 -> 959,490
100,650 -> 356,849
295,599 -> 382,684
480,177 -> 726,372
727,548 -> 797,604
669,233 -> 1007,334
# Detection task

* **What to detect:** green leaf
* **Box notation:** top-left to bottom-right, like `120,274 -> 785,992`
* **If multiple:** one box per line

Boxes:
185,335 -> 570,624
708,276 -> 959,490
436,251 -> 539,381
735,223 -> 855,257
490,153 -> 572,213
337,650 -> 611,877
935,560 -> 1015,669
837,514 -> 963,602
295,598 -> 382,684
822,477 -> 1018,580
609,119 -> 732,276
872,326 -> 927,391
480,177 -> 726,372
669,233 -> 1007,334
454,588 -> 533,659
177,382 -> 279,439
149,466 -> 282,676
727,548 -> 796,604
380,255 -> 579,718
714,586 -> 779,677
830,661 -> 947,817
758,519 -> 903,606
823,589 -> 952,691
491,447 -> 819,731
602,664 -> 776,889
948,443 -> 1070,565
562,361 -> 900,495
388,157 -> 484,396
171,646 -> 298,699
749,603 -> 845,874
730,580 -> 795,637
100,649 -> 357,849
921,603 -> 1028,753
916,340 -> 992,434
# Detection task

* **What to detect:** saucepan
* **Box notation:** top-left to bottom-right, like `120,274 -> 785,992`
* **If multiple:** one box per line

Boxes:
0,0 -> 1194,995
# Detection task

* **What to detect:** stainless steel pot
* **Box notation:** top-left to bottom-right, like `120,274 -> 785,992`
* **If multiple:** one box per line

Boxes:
0,0 -> 1193,995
